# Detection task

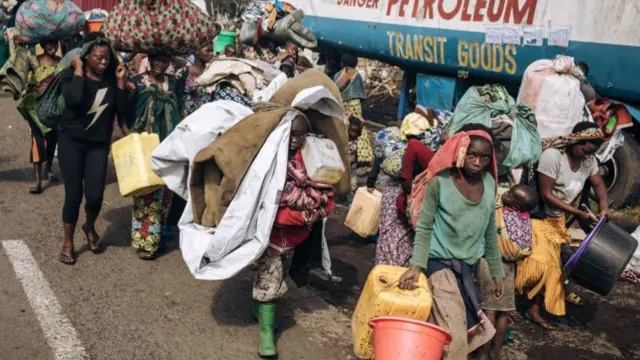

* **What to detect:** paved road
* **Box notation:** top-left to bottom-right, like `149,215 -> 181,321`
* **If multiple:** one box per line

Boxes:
3,91 -> 640,360
0,94 -> 353,360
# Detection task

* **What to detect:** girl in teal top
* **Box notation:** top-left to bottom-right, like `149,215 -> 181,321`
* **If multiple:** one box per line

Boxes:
399,124 -> 504,360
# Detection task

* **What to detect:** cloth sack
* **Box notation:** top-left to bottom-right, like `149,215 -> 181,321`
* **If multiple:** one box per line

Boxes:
102,0 -> 219,56
450,85 -> 541,173
196,58 -> 266,98
517,56 -> 585,139
15,0 -> 85,43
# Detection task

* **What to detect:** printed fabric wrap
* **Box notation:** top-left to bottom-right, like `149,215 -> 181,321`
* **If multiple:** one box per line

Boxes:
15,0 -> 85,43
102,0 -> 220,56
276,151 -> 336,229
380,148 -> 404,178
129,84 -> 181,141
496,198 -> 533,261
356,127 -> 374,164
541,127 -> 604,151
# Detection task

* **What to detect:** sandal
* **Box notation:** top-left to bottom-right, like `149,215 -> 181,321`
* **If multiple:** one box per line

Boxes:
82,224 -> 103,254
59,251 -> 76,265
29,184 -> 43,194
137,249 -> 157,261
566,293 -> 584,306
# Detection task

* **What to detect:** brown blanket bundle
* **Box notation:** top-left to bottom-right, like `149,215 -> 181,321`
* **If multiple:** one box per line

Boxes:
190,69 -> 350,227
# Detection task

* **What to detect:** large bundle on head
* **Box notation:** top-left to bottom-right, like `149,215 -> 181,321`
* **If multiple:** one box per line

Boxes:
190,69 -> 349,228
517,56 -> 585,139
102,0 -> 219,56
449,84 -> 542,175
15,0 -> 85,43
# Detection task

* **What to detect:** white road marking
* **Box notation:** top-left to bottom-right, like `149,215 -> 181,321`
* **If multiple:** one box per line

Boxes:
2,240 -> 89,360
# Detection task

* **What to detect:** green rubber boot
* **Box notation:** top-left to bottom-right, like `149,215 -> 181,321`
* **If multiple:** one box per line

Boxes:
257,302 -> 277,358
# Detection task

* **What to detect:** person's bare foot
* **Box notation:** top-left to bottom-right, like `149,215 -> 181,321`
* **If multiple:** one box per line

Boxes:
525,308 -> 554,330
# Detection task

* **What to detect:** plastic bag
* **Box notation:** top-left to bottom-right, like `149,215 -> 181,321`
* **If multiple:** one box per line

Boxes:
103,0 -> 219,56
16,0 -> 85,43
36,70 -> 66,129
517,57 -> 585,138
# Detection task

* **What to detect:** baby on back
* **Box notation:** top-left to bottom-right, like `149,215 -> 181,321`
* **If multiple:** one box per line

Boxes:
497,184 -> 538,261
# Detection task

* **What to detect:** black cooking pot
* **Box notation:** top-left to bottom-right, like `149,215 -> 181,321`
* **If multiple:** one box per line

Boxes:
563,216 -> 638,296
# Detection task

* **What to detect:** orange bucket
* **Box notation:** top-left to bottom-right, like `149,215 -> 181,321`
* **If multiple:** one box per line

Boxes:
369,316 -> 451,360
86,20 -> 104,33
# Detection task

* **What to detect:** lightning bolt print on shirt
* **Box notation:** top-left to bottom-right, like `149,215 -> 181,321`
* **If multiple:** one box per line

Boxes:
85,88 -> 109,130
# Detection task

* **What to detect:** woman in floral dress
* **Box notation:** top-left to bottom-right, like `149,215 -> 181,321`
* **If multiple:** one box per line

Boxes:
127,54 -> 186,260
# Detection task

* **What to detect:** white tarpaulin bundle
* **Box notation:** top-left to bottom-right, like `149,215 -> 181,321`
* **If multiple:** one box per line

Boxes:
517,56 -> 586,139
151,87 -> 344,280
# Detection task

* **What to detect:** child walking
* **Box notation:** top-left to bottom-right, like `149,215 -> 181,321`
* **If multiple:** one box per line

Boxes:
400,123 -> 504,360
252,114 -> 336,357
478,184 -> 538,360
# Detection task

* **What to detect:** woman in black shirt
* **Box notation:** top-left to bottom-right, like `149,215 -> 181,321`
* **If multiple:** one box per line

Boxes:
57,35 -> 130,265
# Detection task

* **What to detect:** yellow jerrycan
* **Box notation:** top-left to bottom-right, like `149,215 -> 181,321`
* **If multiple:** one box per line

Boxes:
344,187 -> 382,237
112,132 -> 164,197
352,265 -> 433,359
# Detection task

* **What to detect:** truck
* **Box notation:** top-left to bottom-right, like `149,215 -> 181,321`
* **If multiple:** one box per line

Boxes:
287,0 -> 640,208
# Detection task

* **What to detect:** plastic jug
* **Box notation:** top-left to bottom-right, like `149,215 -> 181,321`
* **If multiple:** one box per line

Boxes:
345,187 -> 382,237
352,265 -> 433,359
214,31 -> 237,53
301,136 -> 345,185
112,133 -> 164,197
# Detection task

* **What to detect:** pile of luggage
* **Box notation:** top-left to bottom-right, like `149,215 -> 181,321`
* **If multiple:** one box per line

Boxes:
240,1 -> 317,49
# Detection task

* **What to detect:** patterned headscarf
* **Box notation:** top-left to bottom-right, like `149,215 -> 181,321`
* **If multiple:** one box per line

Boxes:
407,130 -> 498,229
400,112 -> 437,140
542,127 -> 604,151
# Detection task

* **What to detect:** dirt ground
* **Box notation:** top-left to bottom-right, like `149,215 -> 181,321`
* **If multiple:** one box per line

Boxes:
1,90 -> 639,360
316,208 -> 640,360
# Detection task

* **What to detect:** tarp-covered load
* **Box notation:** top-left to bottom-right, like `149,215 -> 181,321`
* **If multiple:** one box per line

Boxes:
151,69 -> 348,280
